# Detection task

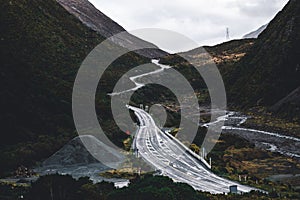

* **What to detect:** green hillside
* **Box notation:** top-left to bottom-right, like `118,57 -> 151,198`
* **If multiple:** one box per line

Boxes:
226,0 -> 300,119
159,38 -> 256,106
0,0 -> 148,175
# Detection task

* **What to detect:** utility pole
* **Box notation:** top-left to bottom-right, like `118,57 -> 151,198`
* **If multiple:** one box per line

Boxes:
226,27 -> 230,41
145,105 -> 149,112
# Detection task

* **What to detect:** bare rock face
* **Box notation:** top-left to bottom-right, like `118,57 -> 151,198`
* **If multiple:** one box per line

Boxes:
57,0 -> 167,58
42,135 -> 125,168
57,0 -> 124,38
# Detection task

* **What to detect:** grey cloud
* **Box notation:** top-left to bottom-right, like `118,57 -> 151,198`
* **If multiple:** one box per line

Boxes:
235,0 -> 288,18
90,0 -> 289,52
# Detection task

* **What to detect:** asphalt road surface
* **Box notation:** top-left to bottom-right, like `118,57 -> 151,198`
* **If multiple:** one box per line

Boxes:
128,105 -> 256,194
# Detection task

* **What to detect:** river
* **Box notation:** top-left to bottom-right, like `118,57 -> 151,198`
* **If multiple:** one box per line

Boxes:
124,59 -> 300,160
15,59 -> 299,187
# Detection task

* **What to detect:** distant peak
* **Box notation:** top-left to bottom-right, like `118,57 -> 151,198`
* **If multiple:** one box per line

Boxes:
242,24 -> 268,39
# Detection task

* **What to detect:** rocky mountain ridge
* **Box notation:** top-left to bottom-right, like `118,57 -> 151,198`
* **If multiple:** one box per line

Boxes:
57,0 -> 167,58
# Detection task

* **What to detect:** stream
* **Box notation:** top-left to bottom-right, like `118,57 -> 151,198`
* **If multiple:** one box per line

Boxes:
121,59 -> 300,160
203,111 -> 300,159
9,59 -> 298,186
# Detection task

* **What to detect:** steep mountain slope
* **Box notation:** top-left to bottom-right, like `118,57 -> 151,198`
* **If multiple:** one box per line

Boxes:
243,24 -> 268,39
0,0 -> 103,144
0,0 -> 148,175
57,0 -> 167,58
227,0 -> 300,119
160,0 -> 299,120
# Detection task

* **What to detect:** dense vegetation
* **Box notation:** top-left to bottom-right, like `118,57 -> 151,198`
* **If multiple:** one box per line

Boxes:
0,174 -> 279,200
206,133 -> 300,198
0,0 -> 149,176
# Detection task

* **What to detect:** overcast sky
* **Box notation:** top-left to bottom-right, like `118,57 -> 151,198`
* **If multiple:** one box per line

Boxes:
89,0 -> 289,52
